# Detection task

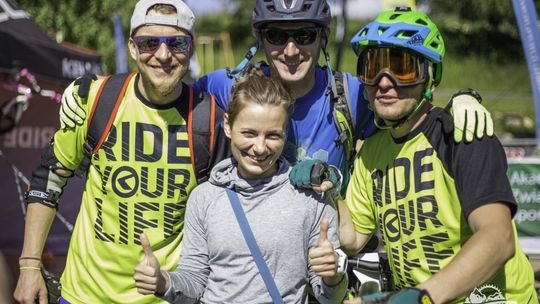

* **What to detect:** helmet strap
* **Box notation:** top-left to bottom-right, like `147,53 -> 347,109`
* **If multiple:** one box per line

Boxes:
322,46 -> 338,98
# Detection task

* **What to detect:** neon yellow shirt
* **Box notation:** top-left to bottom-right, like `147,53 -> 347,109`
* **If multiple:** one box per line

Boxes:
346,108 -> 538,303
55,75 -> 197,303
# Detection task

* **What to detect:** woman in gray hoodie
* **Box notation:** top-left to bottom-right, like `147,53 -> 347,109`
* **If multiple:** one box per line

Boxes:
133,68 -> 348,304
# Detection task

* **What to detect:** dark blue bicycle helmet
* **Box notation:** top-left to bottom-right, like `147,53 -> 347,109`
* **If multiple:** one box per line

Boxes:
251,0 -> 332,29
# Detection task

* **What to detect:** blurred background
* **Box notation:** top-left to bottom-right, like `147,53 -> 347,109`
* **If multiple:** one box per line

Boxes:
10,0 -> 538,137
0,0 -> 539,302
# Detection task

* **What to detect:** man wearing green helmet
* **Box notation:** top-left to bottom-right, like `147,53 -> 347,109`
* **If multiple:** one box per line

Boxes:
339,7 -> 538,304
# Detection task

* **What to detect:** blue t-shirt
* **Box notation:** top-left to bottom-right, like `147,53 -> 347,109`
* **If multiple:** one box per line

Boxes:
191,65 -> 376,172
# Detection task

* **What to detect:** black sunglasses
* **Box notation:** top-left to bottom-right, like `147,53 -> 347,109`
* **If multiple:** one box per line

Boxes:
132,35 -> 192,54
260,27 -> 320,46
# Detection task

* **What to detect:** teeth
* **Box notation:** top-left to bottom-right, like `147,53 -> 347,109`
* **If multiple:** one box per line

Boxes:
249,155 -> 268,161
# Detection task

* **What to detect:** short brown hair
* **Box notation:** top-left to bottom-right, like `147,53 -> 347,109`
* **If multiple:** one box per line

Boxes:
227,67 -> 294,127
147,4 -> 177,15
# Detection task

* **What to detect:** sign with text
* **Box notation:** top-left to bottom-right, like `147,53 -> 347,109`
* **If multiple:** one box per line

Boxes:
507,158 -> 540,254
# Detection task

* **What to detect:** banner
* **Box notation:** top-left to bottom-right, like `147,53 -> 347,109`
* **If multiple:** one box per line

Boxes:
511,0 -> 540,145
113,14 -> 128,74
507,158 -> 540,254
0,92 -> 82,255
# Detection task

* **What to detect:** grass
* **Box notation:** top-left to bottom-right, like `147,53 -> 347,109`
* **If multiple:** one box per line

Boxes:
435,55 -> 535,138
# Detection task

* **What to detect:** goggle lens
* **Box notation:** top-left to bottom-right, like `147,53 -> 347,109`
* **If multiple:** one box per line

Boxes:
133,35 -> 192,54
261,27 -> 319,45
359,47 -> 425,86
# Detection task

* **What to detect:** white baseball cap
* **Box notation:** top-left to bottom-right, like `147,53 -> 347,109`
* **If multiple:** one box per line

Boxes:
130,0 -> 195,36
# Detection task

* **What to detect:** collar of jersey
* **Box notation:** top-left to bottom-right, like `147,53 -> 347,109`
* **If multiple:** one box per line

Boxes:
134,74 -> 187,110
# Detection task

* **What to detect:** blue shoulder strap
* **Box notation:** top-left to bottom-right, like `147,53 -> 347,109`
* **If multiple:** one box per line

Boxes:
225,189 -> 284,304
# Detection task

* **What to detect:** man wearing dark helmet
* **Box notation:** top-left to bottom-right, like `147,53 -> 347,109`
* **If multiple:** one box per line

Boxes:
58,0 -> 494,194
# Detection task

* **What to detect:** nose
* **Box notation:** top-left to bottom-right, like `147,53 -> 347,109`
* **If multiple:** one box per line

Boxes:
378,75 -> 395,90
252,137 -> 268,155
283,40 -> 300,57
154,42 -> 172,61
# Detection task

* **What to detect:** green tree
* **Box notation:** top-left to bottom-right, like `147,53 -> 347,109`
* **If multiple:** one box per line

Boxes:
17,0 -> 137,74
420,0 -> 540,62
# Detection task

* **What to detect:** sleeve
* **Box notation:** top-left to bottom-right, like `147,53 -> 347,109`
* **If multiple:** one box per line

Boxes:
346,74 -> 378,140
25,80 -> 93,207
345,155 -> 378,235
452,135 -> 517,218
308,200 -> 348,304
161,187 -> 211,303
190,69 -> 234,111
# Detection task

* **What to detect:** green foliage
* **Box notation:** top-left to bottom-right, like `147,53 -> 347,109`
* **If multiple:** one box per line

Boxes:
420,0 -> 540,62
17,0 -> 137,74
15,0 -> 539,138
227,0 -> 255,46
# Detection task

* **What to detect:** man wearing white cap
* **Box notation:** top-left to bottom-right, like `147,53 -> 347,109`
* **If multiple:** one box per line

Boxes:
14,1 -> 227,303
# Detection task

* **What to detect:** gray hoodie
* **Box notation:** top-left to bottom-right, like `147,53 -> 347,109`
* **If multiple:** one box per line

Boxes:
161,157 -> 347,304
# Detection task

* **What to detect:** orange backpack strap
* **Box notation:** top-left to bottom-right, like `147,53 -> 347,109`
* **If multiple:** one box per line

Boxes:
75,72 -> 135,177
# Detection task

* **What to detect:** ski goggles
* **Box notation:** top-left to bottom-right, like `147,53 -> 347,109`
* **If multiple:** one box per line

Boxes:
132,35 -> 192,54
260,27 -> 320,46
358,47 -> 427,86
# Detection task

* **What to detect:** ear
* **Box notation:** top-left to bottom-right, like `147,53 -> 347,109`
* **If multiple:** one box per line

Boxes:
224,113 -> 232,139
128,38 -> 138,61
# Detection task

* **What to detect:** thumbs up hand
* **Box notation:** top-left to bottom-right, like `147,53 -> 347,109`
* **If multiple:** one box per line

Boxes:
308,218 -> 338,278
134,233 -> 168,295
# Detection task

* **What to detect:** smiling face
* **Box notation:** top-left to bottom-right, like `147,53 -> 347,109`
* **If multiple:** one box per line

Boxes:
128,22 -> 192,104
224,103 -> 288,180
260,22 -> 323,91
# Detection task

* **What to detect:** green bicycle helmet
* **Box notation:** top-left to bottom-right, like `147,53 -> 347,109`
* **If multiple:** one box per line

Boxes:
350,7 -> 445,85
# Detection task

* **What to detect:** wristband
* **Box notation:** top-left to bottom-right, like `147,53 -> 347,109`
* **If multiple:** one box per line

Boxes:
19,266 -> 41,271
19,256 -> 41,261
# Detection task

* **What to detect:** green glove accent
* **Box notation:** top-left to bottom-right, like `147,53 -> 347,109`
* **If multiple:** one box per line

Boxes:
362,288 -> 433,304
289,159 -> 338,188
447,88 -> 494,143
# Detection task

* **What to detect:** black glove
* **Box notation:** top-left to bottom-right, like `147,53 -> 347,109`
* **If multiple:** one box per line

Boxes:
289,159 -> 338,188
42,268 -> 61,304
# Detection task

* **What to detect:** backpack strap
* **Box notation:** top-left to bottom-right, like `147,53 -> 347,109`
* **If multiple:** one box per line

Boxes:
75,72 -> 135,177
177,85 -> 226,184
330,70 -> 355,163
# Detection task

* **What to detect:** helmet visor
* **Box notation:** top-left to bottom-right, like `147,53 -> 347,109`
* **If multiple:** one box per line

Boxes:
358,47 -> 426,86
